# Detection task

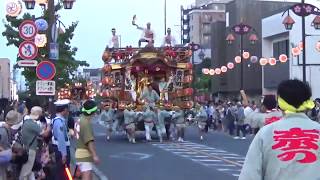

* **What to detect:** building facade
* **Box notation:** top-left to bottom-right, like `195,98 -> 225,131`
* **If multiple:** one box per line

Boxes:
262,7 -> 320,98
0,58 -> 11,99
210,0 -> 295,95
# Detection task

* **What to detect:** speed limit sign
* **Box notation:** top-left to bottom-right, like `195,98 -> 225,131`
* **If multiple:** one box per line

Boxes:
19,41 -> 38,60
19,20 -> 37,40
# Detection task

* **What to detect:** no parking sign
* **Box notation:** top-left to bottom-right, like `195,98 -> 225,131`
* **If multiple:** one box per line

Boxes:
36,61 -> 56,80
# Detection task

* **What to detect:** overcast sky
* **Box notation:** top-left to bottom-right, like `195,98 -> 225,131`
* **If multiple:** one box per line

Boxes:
1,0 -> 195,69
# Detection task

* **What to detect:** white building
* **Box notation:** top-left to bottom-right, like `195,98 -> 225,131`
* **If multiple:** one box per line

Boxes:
262,9 -> 320,98
0,58 -> 11,99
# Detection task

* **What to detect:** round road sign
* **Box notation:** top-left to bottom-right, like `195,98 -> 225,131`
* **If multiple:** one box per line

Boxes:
19,20 -> 38,40
36,61 -> 56,80
19,41 -> 38,60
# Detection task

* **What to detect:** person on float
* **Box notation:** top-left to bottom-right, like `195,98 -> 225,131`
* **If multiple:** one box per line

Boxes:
135,22 -> 155,48
123,104 -> 137,143
239,79 -> 320,180
195,103 -> 208,141
172,106 -> 185,142
75,100 -> 100,180
125,71 -> 137,103
241,90 -> 283,134
162,28 -> 176,47
100,102 -> 115,141
108,28 -> 119,49
140,83 -> 160,107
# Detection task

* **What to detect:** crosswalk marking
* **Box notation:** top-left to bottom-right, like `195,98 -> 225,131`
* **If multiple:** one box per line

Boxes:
152,141 -> 244,179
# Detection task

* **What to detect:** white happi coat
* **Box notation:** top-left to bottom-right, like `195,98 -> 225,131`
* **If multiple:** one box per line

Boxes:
239,113 -> 320,180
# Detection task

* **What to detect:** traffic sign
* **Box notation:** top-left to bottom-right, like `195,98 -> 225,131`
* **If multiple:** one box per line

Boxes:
36,80 -> 55,96
36,61 -> 56,80
19,20 -> 37,40
19,41 -> 38,60
17,60 -> 38,67
49,43 -> 59,60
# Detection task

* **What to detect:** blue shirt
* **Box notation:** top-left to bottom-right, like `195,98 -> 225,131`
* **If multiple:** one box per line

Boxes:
52,114 -> 69,157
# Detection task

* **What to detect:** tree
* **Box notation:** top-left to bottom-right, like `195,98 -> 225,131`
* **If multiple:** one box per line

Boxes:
2,5 -> 89,95
193,57 -> 212,92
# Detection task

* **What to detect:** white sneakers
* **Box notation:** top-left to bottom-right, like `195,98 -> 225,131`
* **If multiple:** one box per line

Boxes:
178,137 -> 184,142
241,137 -> 246,140
234,136 -> 246,140
200,136 -> 204,141
107,136 -> 110,141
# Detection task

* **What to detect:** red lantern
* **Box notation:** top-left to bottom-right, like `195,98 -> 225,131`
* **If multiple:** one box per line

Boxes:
235,56 -> 241,63
102,51 -> 111,62
316,41 -> 320,52
291,47 -> 301,56
184,88 -> 194,96
227,62 -> 234,69
186,63 -> 193,70
102,77 -> 113,85
215,68 -> 221,75
221,66 -> 227,73
279,54 -> 288,63
202,68 -> 209,74
260,58 -> 268,66
103,64 -> 112,73
184,75 -> 193,83
242,51 -> 250,59
269,58 -> 277,66
209,69 -> 215,75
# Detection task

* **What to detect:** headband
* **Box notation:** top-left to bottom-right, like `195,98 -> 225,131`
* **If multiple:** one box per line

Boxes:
82,106 -> 98,114
278,97 -> 315,113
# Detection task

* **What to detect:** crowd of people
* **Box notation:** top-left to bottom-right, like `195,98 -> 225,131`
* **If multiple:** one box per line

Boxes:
0,98 -> 100,180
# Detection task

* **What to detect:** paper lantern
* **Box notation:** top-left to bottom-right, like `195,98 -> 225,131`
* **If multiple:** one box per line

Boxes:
202,68 -> 209,74
221,66 -> 227,73
260,58 -> 268,66
291,47 -> 301,56
269,58 -> 277,66
250,56 -> 258,63
35,19 -> 48,31
227,62 -> 234,69
242,51 -> 250,59
102,51 -> 111,62
102,77 -> 113,85
184,88 -> 194,96
184,75 -> 193,83
298,42 -> 303,50
103,64 -> 112,73
215,68 -> 221,75
186,63 -> 193,70
209,69 -> 215,75
6,0 -> 22,17
34,34 -> 47,47
177,89 -> 183,97
235,56 -> 241,63
316,41 -> 320,52
279,54 -> 288,63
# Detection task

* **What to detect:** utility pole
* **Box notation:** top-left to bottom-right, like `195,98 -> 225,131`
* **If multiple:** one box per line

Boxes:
301,0 -> 306,83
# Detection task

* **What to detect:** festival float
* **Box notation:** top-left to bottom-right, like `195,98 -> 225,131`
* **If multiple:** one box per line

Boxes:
100,45 -> 195,110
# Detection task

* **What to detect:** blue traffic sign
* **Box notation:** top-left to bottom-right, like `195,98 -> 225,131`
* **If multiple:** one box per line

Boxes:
36,61 -> 56,80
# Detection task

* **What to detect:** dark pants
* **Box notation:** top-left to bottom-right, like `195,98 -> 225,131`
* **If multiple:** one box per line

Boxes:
52,145 -> 71,180
228,122 -> 235,136
138,39 -> 154,47
236,124 -> 246,137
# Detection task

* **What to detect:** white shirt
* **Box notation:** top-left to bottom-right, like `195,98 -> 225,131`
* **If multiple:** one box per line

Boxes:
162,34 -> 176,46
109,35 -> 119,48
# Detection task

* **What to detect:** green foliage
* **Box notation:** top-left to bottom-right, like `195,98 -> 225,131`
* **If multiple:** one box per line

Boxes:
2,7 -> 89,94
193,57 -> 212,92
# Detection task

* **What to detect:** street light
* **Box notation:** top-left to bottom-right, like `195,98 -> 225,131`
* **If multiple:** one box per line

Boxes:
281,1 -> 320,83
226,23 -> 258,90
23,0 -> 36,9
62,0 -> 75,9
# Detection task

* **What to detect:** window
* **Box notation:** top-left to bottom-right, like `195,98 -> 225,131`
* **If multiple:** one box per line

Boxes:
203,35 -> 211,47
273,40 -> 289,57
226,12 -> 229,27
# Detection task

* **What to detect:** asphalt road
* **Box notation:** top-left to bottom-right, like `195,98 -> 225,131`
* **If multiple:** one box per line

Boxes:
92,121 -> 253,180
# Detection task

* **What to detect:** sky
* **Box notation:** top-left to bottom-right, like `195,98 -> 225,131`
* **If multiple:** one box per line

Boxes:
1,0 -> 195,70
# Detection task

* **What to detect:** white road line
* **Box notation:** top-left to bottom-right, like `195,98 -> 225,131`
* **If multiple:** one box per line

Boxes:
197,159 -> 222,162
193,155 -> 209,158
173,151 -> 198,154
218,168 -> 235,171
232,174 -> 240,177
223,156 -> 245,159
204,164 -> 236,167
93,165 -> 109,180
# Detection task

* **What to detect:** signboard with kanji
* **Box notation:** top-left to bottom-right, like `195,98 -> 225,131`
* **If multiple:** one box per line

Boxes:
19,20 -> 37,40
36,80 -> 55,96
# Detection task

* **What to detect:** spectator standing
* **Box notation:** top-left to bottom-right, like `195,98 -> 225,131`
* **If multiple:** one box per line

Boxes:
234,102 -> 246,139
